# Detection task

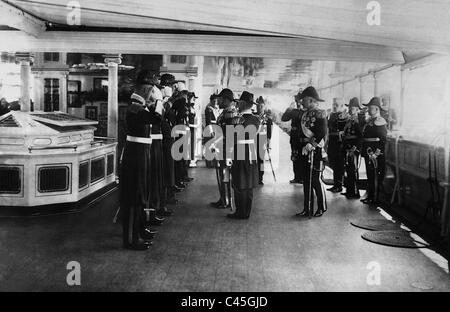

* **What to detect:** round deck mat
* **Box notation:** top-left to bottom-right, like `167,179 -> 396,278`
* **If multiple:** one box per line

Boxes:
362,230 -> 430,248
350,218 -> 403,231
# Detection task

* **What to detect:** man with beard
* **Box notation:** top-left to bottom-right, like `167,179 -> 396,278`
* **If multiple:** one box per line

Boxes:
326,98 -> 349,193
360,97 -> 388,205
295,87 -> 328,218
341,97 -> 363,199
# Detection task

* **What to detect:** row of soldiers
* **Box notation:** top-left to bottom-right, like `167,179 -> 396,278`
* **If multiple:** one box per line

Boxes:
119,71 -> 196,250
326,96 -> 387,204
204,91 -> 273,185
204,89 -> 273,219
283,87 -> 388,218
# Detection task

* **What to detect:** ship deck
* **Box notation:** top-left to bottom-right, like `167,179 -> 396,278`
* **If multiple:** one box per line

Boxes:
0,127 -> 449,291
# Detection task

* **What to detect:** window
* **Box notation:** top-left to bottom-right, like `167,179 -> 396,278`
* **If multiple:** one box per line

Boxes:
38,166 -> 69,193
91,156 -> 105,183
44,52 -> 60,62
170,55 -> 187,64
67,80 -> 82,108
79,161 -> 89,189
44,78 -> 60,112
0,166 -> 21,194
401,59 -> 450,146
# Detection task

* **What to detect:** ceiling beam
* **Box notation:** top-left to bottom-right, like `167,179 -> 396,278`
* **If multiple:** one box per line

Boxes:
0,0 -> 46,37
7,0 -> 450,53
0,31 -> 405,64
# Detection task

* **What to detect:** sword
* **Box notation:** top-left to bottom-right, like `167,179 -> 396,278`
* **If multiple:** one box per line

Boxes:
266,145 -> 277,182
113,206 -> 120,224
308,150 -> 314,219
367,147 -> 379,202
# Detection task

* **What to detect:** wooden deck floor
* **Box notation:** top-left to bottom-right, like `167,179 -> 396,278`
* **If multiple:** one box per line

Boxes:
0,126 -> 449,291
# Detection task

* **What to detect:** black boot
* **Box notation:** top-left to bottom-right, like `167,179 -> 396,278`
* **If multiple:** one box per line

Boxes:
156,207 -> 174,217
124,241 -> 152,250
146,209 -> 165,226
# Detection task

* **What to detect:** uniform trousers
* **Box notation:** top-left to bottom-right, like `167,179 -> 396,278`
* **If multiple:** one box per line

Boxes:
300,148 -> 327,213
364,154 -> 386,201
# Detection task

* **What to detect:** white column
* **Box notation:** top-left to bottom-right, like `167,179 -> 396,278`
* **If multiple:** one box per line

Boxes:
104,54 -> 122,140
60,71 -> 69,113
187,56 -> 199,165
16,52 -> 33,112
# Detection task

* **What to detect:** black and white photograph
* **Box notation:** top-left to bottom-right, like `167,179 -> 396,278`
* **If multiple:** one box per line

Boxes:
0,0 -> 449,300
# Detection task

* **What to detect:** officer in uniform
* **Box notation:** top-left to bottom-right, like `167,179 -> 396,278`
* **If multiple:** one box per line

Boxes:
281,91 -> 304,184
170,82 -> 191,189
255,97 -> 273,185
228,91 -> 260,219
294,87 -> 328,218
327,98 -> 349,193
341,97 -> 363,199
204,94 -> 220,168
187,91 -> 199,169
361,97 -> 388,204
210,88 -> 241,209
119,70 -> 162,250
157,74 -> 178,214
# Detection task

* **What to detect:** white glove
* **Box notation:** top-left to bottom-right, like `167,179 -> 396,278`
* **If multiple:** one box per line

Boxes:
162,86 -> 173,98
149,86 -> 163,102
155,99 -> 163,115
302,143 -> 315,155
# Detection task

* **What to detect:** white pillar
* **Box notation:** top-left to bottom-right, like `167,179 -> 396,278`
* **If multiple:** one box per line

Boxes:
187,56 -> 199,165
60,71 -> 69,113
104,54 -> 122,140
16,52 -> 33,112
373,72 -> 378,97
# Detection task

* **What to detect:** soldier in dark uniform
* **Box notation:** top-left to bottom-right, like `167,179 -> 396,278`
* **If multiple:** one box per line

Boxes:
119,71 -> 162,250
341,97 -> 363,199
294,87 -> 328,218
326,98 -> 349,193
187,92 -> 198,169
170,82 -> 191,189
281,92 -> 304,184
145,83 -> 171,221
204,94 -> 220,168
228,91 -> 260,219
156,75 -> 178,215
0,97 -> 10,116
209,88 -> 240,209
361,97 -> 388,205
255,97 -> 273,185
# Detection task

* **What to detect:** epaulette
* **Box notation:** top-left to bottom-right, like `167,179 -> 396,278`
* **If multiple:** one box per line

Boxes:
374,116 -> 387,126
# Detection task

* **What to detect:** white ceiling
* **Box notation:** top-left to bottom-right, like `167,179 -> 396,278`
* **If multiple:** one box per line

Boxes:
4,0 -> 450,53
0,0 -> 445,89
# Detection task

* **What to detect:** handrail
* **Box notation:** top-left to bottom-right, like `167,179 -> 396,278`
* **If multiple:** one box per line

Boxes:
94,136 -> 117,141
28,145 -> 78,153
